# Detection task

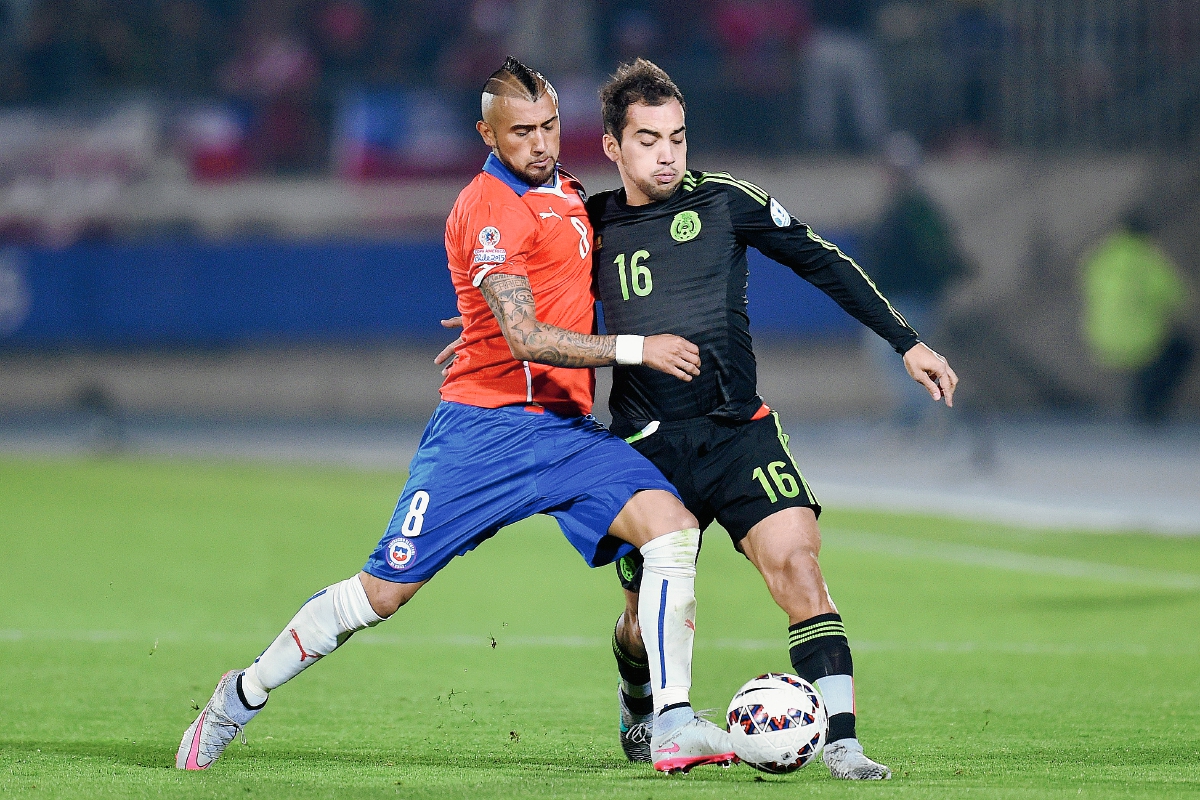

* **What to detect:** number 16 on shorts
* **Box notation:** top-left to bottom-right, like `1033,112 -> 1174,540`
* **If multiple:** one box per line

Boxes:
752,462 -> 799,503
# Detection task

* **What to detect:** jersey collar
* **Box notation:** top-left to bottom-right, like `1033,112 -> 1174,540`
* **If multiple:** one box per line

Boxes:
482,153 -> 560,198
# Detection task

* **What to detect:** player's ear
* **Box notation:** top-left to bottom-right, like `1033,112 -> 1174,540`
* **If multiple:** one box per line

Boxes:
477,120 -> 497,148
602,132 -> 621,164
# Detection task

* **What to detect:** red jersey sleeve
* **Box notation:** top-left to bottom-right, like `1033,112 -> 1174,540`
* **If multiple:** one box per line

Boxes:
458,194 -> 538,288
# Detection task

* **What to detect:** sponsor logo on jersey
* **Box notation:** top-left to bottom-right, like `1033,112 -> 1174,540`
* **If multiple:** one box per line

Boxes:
539,208 -> 562,221
385,536 -> 417,570
670,210 -> 702,242
473,226 -> 506,264
770,198 -> 791,228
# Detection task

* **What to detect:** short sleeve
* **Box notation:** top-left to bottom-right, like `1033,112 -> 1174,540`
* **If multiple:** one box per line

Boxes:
458,196 -> 537,288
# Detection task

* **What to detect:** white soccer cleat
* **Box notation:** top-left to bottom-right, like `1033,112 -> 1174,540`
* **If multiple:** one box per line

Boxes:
822,738 -> 892,780
618,686 -> 653,763
651,715 -> 738,774
176,670 -> 263,770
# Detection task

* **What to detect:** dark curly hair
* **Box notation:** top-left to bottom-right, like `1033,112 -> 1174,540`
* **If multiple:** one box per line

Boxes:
600,58 -> 686,142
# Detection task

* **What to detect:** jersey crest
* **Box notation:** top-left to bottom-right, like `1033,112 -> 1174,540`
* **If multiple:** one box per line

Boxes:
473,226 -> 506,265
670,210 -> 702,242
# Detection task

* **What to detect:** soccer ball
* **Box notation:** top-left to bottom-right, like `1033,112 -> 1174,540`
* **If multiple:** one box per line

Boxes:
726,672 -> 827,773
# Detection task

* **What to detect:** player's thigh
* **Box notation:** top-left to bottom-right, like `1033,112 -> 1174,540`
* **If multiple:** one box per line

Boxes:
739,506 -> 823,579
364,403 -> 541,584
539,417 -> 690,565
703,412 -> 821,548
608,489 -> 697,548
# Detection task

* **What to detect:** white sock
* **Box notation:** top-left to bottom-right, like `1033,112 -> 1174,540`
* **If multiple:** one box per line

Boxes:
636,528 -> 700,714
815,674 -> 855,718
242,575 -> 383,697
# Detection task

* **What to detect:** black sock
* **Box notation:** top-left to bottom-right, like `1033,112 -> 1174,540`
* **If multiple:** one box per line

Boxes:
827,712 -> 856,743
788,613 -> 855,742
613,622 -> 653,717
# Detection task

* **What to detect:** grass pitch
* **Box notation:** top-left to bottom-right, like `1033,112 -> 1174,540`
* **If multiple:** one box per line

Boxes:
1,455 -> 1199,799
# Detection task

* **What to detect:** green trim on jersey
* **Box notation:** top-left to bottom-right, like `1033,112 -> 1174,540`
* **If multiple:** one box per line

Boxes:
804,228 -> 914,333
682,171 -> 769,205
771,411 -> 817,506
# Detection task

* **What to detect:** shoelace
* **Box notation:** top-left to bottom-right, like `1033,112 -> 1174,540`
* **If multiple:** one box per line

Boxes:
623,721 -> 651,744
204,702 -> 249,747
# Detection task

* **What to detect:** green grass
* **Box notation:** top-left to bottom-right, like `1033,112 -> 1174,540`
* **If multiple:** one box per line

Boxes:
1,455 -> 1199,798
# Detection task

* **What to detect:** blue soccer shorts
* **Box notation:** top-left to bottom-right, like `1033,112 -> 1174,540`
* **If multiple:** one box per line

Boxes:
363,401 -> 680,584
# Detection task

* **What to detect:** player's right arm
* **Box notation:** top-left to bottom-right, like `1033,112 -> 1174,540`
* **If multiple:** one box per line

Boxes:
479,272 -> 701,381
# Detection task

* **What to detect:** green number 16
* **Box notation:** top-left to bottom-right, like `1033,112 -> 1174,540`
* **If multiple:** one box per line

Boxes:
752,461 -> 800,503
614,250 -> 653,300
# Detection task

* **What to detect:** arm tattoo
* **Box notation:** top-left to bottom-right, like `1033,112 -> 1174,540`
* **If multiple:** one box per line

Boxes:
480,273 -> 617,368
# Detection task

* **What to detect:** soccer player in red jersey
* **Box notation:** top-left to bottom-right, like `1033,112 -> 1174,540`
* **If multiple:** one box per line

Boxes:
176,58 -> 738,775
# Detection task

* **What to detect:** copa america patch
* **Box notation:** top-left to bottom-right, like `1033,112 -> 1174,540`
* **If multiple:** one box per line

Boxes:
473,226 -> 506,264
769,197 -> 791,228
384,536 -> 417,571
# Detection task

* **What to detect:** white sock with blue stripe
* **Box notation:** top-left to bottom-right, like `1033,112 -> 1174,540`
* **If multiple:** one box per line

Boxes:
241,575 -> 382,704
636,528 -> 700,726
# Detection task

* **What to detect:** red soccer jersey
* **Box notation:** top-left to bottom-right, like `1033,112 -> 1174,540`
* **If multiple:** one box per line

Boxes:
440,154 -> 596,416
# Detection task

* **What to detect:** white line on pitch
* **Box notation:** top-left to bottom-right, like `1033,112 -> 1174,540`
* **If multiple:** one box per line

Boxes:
824,528 -> 1200,590
1,630 -> 1196,656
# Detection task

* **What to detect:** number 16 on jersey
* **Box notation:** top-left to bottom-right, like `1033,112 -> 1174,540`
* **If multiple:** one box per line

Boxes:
614,250 -> 653,300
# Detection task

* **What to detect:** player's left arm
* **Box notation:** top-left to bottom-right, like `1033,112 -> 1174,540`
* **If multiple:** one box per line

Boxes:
479,272 -> 701,380
726,180 -> 958,405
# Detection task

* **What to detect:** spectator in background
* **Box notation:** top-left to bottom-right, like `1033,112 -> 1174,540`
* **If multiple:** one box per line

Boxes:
220,0 -> 322,173
310,0 -> 372,90
943,0 -> 1004,152
863,132 -> 968,423
801,0 -> 887,151
157,0 -> 225,97
713,0 -> 808,152
367,2 -> 458,87
1081,211 -> 1195,424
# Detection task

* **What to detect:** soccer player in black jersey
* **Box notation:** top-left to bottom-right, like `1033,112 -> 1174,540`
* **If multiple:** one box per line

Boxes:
592,60 -> 958,781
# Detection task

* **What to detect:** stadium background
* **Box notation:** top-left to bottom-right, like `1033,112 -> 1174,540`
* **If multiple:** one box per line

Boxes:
2,2 -> 1200,797
1,0 -> 1197,531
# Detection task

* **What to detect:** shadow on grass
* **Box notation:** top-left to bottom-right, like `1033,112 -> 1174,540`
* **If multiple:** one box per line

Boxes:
0,738 -> 749,783
1,739 -> 175,769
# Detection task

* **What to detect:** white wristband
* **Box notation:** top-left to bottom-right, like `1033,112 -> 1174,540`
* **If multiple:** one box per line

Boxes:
614,335 -> 644,366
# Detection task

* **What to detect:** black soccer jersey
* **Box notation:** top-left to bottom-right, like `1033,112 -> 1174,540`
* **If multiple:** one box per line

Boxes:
587,170 -> 919,431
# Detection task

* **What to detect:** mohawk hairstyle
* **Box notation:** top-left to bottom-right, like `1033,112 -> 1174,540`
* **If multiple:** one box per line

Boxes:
600,58 -> 686,142
483,56 -> 556,104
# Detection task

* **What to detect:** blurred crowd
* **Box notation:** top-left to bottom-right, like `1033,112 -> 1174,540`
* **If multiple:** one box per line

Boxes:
0,0 -> 1197,180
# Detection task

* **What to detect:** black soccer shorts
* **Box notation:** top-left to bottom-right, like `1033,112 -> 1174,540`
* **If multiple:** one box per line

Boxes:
616,410 -> 821,593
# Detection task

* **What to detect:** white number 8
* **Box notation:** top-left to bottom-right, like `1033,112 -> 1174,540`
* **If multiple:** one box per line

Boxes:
402,490 -> 430,536
571,216 -> 591,258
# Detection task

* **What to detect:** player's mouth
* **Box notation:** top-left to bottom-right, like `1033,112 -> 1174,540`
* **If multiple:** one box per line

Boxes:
529,157 -> 553,171
653,170 -> 678,185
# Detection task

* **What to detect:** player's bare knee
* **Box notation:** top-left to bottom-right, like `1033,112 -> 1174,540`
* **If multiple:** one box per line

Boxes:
359,573 -> 423,619
610,489 -> 698,547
